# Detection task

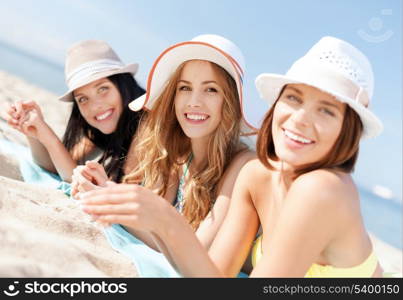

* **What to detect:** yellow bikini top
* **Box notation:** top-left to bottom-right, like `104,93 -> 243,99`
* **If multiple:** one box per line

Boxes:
251,235 -> 378,277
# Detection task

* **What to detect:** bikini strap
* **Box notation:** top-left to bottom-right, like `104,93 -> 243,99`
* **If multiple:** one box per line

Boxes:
174,153 -> 193,213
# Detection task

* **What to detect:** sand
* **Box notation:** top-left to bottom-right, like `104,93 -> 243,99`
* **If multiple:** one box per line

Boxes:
0,70 -> 137,277
0,69 -> 401,277
0,176 -> 137,277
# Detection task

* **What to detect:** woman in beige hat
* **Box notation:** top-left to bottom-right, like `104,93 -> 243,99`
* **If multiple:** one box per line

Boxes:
82,36 -> 385,277
76,35 -> 256,274
4,40 -> 145,184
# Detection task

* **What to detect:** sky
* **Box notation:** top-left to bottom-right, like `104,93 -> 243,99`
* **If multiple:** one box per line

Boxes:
0,0 -> 401,200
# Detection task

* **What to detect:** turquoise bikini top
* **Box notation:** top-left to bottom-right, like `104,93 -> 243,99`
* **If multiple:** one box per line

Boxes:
173,154 -> 193,214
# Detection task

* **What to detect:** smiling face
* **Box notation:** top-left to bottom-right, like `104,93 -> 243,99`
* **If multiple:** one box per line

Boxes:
174,60 -> 225,143
272,83 -> 346,168
73,78 -> 123,134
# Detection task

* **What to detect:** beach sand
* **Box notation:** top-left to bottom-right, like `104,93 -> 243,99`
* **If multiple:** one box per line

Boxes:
0,70 -> 401,277
0,70 -> 136,277
0,176 -> 137,277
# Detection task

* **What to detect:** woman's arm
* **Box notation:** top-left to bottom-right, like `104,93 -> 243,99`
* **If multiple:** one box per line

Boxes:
2,100 -> 56,172
80,159 -> 261,277
4,100 -> 76,180
26,135 -> 57,173
118,150 -> 255,252
121,169 -> 181,251
157,159 -> 261,277
195,150 -> 256,249
150,151 -> 257,275
33,123 -> 76,181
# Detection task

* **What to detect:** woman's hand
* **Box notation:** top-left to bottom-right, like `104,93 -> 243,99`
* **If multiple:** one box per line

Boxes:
79,183 -> 170,232
2,100 -> 49,140
71,161 -> 109,198
2,100 -> 27,129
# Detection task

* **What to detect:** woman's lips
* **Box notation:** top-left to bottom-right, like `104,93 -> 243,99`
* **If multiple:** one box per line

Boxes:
283,128 -> 314,150
184,113 -> 210,124
95,109 -> 114,121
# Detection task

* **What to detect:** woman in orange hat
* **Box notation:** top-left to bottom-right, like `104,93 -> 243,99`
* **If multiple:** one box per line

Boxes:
76,35 -> 256,276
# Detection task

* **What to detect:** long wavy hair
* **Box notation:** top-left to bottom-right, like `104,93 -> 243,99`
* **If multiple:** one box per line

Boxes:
62,73 -> 145,182
123,61 -> 246,229
257,85 -> 363,178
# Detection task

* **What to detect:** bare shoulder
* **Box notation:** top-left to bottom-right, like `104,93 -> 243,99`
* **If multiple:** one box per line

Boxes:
243,155 -> 273,175
224,156 -> 274,196
292,169 -> 357,194
289,169 -> 359,215
227,149 -> 257,171
230,156 -> 272,183
216,150 -> 256,194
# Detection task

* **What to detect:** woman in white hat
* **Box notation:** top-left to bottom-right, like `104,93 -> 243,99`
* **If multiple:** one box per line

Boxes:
245,37 -> 384,277
78,34 -> 256,270
81,36 -> 384,277
4,40 -> 145,184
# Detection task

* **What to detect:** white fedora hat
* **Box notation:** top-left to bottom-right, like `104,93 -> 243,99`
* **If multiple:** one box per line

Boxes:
59,40 -> 139,102
255,36 -> 383,139
129,34 -> 257,135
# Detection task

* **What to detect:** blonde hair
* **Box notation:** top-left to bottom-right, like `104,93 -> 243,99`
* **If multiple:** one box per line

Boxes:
124,60 -> 246,229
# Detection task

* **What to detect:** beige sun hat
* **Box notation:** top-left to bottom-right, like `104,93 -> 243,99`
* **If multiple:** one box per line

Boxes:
255,36 -> 383,139
59,40 -> 139,102
128,34 -> 257,135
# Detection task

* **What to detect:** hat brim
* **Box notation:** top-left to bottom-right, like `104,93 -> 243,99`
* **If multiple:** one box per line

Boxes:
255,73 -> 383,139
128,41 -> 257,135
58,63 -> 138,102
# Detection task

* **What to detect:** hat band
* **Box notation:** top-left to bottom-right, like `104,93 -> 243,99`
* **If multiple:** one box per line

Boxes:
287,63 -> 370,107
66,59 -> 125,89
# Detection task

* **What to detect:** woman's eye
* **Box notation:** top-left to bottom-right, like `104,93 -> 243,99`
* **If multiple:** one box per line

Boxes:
286,94 -> 301,103
98,86 -> 109,93
178,85 -> 191,91
77,97 -> 87,104
320,107 -> 335,117
206,87 -> 218,93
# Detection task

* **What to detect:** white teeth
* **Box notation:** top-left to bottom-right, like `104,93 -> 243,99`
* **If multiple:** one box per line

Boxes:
284,129 -> 313,144
96,110 -> 112,121
186,114 -> 207,120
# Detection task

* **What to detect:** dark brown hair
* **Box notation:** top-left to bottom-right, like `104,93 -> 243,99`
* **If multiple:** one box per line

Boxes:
62,73 -> 145,182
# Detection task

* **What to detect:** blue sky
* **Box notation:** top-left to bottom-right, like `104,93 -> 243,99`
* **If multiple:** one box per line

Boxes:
0,0 -> 401,199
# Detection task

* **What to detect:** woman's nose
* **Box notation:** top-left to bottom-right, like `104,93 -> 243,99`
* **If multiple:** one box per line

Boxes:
187,91 -> 202,107
290,108 -> 311,127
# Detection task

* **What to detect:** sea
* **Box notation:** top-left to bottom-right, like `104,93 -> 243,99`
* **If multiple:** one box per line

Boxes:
0,40 -> 401,250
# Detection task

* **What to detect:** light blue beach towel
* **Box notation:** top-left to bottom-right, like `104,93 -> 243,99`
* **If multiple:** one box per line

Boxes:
104,224 -> 249,278
0,139 -> 71,196
104,224 -> 180,278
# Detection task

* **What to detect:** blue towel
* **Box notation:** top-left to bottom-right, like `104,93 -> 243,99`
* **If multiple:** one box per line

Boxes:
0,139 -> 71,196
103,224 -> 249,278
104,224 -> 180,277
